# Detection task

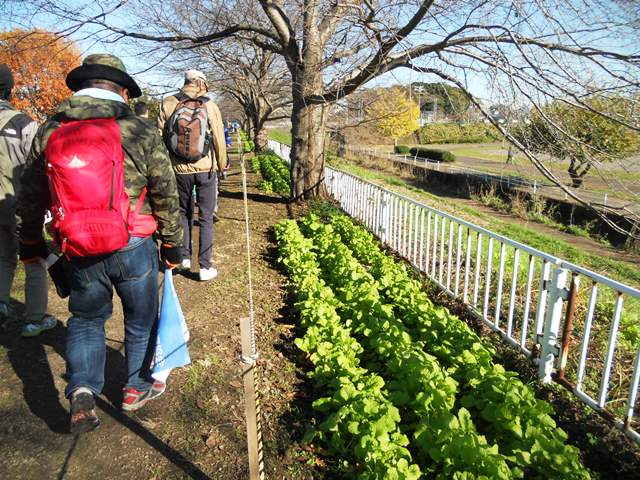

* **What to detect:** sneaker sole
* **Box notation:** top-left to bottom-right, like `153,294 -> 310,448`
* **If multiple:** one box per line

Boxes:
70,416 -> 100,434
121,397 -> 150,412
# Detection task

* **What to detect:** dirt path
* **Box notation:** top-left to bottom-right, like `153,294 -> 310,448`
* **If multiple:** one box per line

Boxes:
0,156 -> 316,479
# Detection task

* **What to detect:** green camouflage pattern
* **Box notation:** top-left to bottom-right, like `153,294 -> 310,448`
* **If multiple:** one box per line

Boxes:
82,54 -> 128,73
17,95 -> 182,246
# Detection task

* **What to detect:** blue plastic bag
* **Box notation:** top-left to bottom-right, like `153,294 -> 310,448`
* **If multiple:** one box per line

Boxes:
152,269 -> 190,382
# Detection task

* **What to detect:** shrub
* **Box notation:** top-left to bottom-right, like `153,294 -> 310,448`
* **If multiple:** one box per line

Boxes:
418,123 -> 500,144
409,147 -> 456,162
394,145 -> 411,154
238,129 -> 255,152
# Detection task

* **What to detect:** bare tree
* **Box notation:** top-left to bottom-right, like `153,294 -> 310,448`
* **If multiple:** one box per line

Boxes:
10,0 -> 640,236
201,42 -> 291,152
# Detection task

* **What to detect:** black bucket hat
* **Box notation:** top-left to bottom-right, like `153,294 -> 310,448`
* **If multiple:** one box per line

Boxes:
66,54 -> 142,98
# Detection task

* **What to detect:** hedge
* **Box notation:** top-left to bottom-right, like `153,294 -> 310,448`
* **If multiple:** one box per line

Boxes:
418,123 -> 500,144
394,145 -> 411,154
409,147 -> 456,163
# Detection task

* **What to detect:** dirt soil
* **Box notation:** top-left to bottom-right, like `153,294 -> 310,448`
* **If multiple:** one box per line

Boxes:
0,153 -> 321,479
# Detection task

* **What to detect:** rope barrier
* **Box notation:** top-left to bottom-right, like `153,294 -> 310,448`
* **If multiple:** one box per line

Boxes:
237,139 -> 265,480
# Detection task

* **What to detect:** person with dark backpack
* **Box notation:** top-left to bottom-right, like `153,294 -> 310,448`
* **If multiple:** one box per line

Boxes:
158,69 -> 228,281
17,54 -> 183,434
0,63 -> 58,337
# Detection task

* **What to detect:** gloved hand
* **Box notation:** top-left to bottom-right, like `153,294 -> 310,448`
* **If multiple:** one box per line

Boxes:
160,244 -> 182,269
19,240 -> 48,263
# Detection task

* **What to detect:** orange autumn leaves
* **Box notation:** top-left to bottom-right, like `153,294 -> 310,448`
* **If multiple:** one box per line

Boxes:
0,29 -> 80,121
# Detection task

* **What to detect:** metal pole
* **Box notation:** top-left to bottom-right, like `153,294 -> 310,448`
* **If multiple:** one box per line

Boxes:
539,266 -> 569,383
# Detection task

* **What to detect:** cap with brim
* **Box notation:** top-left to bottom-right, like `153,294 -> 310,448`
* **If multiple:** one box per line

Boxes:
66,54 -> 142,98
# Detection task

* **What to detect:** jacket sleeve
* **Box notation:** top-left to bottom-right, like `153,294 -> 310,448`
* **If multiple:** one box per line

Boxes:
144,127 -> 183,247
17,125 -> 50,243
208,102 -> 228,171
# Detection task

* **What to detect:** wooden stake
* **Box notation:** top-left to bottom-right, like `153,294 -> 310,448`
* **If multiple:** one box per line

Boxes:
240,318 -> 264,480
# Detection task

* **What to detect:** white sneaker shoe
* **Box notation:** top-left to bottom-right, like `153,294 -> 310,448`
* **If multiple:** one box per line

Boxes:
180,259 -> 191,270
199,267 -> 218,281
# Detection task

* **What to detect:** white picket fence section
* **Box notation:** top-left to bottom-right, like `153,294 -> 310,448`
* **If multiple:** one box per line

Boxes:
267,139 -> 640,444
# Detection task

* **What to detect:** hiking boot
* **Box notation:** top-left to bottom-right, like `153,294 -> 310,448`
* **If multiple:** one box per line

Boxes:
70,391 -> 100,434
122,386 -> 154,412
199,267 -> 218,282
0,303 -> 8,332
148,380 -> 166,401
21,314 -> 58,337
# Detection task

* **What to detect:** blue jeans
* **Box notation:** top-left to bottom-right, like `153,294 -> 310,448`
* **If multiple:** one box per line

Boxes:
64,236 -> 159,398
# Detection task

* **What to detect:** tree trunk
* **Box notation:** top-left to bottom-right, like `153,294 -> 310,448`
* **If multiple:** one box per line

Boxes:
253,123 -> 269,152
285,2 -> 328,200
568,157 -> 591,188
290,97 -> 326,199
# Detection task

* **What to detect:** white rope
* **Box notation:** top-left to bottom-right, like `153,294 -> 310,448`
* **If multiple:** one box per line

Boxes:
237,138 -> 265,480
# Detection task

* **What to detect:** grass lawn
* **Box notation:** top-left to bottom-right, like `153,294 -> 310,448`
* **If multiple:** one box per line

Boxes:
267,129 -> 292,146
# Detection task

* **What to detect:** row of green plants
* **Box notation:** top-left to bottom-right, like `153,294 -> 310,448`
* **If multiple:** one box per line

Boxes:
327,214 -> 589,479
299,216 -> 513,479
274,219 -> 422,479
251,151 -> 291,195
277,210 -> 591,478
238,129 -> 255,152
417,123 -> 500,144
395,146 -> 456,163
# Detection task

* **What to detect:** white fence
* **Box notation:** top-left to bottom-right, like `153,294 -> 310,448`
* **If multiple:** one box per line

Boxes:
267,139 -> 640,444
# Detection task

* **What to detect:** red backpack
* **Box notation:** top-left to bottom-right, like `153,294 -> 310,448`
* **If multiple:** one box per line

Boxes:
44,118 -> 146,257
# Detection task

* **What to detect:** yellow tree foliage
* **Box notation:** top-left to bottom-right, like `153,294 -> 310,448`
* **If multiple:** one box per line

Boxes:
0,29 -> 81,122
367,87 -> 419,143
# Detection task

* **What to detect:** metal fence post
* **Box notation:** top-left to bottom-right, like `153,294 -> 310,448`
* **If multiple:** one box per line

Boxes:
538,266 -> 569,383
379,192 -> 390,242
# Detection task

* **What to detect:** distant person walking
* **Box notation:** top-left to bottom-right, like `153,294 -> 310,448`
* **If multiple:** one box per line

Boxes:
158,69 -> 227,281
0,63 -> 57,337
17,54 -> 183,433
506,146 -> 514,165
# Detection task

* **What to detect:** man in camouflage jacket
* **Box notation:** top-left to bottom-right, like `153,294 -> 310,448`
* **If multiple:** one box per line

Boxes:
17,54 -> 183,434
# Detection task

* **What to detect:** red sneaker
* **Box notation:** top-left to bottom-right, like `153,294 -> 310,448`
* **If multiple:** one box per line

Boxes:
121,387 -> 152,412
148,380 -> 166,400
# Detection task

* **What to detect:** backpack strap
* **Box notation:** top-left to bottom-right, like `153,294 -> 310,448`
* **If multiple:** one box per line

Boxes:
0,109 -> 19,133
132,186 -> 148,217
121,143 -> 150,216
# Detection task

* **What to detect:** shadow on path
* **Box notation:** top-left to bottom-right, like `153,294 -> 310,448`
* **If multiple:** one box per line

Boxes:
0,303 -> 211,479
219,189 -> 287,205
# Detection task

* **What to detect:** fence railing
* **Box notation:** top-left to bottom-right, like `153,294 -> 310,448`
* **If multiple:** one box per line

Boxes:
267,139 -> 640,444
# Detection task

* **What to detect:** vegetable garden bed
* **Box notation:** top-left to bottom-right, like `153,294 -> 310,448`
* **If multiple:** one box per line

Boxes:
275,212 -> 592,479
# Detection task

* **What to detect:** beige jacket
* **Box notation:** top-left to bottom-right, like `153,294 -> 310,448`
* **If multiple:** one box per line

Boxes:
158,84 -> 227,174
